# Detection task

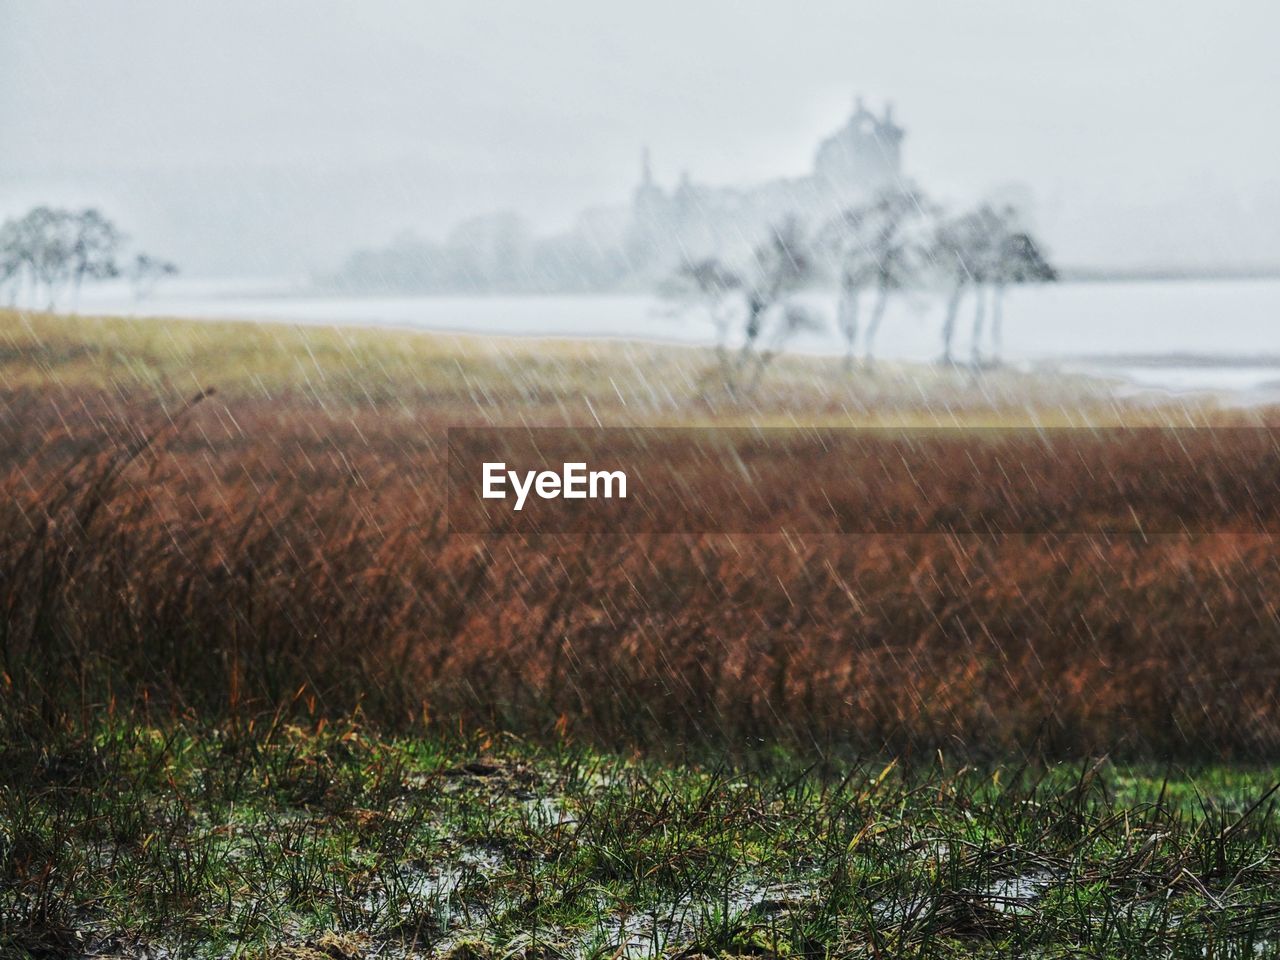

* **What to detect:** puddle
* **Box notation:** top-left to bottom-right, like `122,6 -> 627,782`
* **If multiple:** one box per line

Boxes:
571,872 -> 820,957
521,796 -> 575,827
980,870 -> 1053,910
363,846 -> 505,912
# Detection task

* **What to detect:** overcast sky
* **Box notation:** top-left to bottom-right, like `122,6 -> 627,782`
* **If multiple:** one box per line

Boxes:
2,0 -> 1278,274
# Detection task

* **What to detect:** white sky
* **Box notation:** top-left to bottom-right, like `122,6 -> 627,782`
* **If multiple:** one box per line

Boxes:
2,0 -> 1278,273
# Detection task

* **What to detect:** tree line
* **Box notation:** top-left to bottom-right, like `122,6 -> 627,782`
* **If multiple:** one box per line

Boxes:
666,187 -> 1055,392
1,206 -> 179,310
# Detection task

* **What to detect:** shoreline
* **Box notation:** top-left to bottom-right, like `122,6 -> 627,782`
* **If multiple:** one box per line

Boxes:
32,275 -> 1280,406
1,305 -> 1229,428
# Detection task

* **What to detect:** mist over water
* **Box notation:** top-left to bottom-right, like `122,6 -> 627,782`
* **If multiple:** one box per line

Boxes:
4,1 -> 1280,402
64,277 -> 1280,400
3,0 -> 1280,276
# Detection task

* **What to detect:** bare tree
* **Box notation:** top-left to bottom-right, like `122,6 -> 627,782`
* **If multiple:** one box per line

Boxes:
667,219 -> 817,398
665,256 -> 742,364
5,207 -> 84,309
130,253 -> 181,301
931,205 -> 1006,366
739,217 -> 816,383
11,207 -> 74,308
0,206 -> 174,312
963,205 -> 1015,367
986,230 -> 1056,362
819,207 -> 878,370
931,212 -> 973,366
743,218 -> 812,347
823,187 -> 930,370
0,221 -> 21,306
929,204 -> 1056,368
862,188 -> 928,369
69,209 -> 123,310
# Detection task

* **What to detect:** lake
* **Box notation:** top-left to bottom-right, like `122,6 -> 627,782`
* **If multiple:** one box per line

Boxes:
63,276 -> 1280,402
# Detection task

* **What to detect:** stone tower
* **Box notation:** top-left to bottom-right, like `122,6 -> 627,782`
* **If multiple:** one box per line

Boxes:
812,96 -> 905,200
627,147 -> 671,267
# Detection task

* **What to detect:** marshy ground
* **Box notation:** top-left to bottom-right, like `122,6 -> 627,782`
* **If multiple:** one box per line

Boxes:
3,309 -> 1280,957
7,718 -> 1280,959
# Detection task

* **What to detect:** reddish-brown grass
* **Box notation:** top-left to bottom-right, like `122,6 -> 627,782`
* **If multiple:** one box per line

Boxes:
3,385 -> 1280,760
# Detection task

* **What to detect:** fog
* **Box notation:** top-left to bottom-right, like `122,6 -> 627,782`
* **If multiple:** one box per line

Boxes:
2,0 -> 1279,277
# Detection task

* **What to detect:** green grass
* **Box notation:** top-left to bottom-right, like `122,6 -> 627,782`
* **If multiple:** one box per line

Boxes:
5,715 -> 1280,959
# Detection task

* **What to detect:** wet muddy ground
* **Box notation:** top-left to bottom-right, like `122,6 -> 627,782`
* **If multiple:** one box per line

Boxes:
6,721 -> 1280,958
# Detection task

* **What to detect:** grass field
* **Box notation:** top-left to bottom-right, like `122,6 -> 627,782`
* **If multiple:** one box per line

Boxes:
0,308 -> 1223,426
7,718 -> 1280,959
3,308 -> 1280,958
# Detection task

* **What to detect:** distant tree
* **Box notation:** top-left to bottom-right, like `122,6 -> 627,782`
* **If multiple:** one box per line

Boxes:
930,205 -> 1003,366
0,221 -> 21,305
129,253 -> 180,300
11,207 -> 75,308
0,206 -> 172,312
930,203 -> 1056,368
68,209 -> 123,309
743,300 -> 824,393
986,230 -> 1056,362
822,186 -> 929,370
742,217 -> 813,362
819,207 -> 878,370
734,217 -> 819,392
5,207 -> 90,309
962,205 -> 1013,367
664,256 -> 742,364
668,219 -> 818,398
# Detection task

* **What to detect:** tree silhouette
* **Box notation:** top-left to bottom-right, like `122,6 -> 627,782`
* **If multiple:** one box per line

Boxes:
822,187 -> 929,370
987,230 -> 1056,362
0,206 -> 174,311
